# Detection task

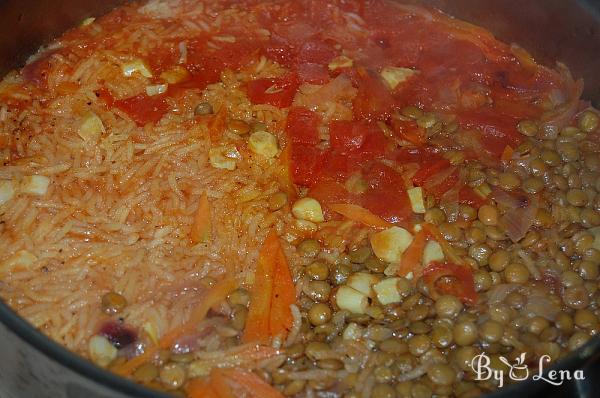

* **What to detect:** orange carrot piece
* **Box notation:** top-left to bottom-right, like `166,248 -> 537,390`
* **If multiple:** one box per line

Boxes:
328,203 -> 393,229
500,145 -> 514,161
114,277 -> 236,376
277,144 -> 297,202
186,378 -> 220,398
218,368 -> 285,398
269,240 -> 295,338
208,107 -> 227,142
243,230 -> 278,343
398,228 -> 427,278
210,369 -> 237,398
191,192 -> 211,244
160,277 -> 236,348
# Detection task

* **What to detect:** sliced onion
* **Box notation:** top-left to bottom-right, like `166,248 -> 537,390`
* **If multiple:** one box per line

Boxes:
486,283 -> 520,305
517,249 -> 542,280
492,187 -> 538,243
524,292 -> 560,321
540,64 -> 584,137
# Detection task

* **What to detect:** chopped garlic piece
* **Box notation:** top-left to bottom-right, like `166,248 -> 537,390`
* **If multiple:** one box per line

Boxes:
20,175 -> 50,196
347,272 -> 380,298
328,55 -> 353,71
373,278 -> 403,305
407,186 -> 426,214
1,250 -> 38,274
78,112 -> 105,142
121,59 -> 153,78
370,226 -> 414,263
160,66 -> 189,84
336,286 -> 368,314
292,197 -> 324,223
248,131 -> 278,158
89,335 -> 117,367
423,240 -> 445,265
381,67 -> 417,89
209,146 -> 240,171
343,323 -> 364,340
0,180 -> 15,205
146,84 -> 168,96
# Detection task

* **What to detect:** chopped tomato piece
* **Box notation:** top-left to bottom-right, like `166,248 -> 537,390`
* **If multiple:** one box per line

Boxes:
353,68 -> 396,120
422,262 -> 478,305
458,186 -> 487,208
329,121 -> 388,157
296,40 -> 337,65
114,94 -> 170,126
412,158 -> 451,187
288,143 -> 324,186
286,107 -> 321,145
247,74 -> 299,108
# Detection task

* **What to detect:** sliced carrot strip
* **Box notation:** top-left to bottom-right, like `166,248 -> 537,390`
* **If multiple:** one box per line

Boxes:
243,230 -> 278,343
191,192 -> 211,244
269,240 -> 295,338
243,229 -> 295,343
328,203 -> 393,228
398,228 -> 427,278
218,368 -> 285,398
114,277 -> 236,376
210,369 -> 237,398
186,378 -> 220,398
277,144 -> 298,201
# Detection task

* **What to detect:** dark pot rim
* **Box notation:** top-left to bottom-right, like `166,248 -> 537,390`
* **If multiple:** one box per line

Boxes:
0,299 -> 170,398
2,297 -> 600,397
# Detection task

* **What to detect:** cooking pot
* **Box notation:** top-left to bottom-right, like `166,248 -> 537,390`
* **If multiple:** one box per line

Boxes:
1,1 -> 600,397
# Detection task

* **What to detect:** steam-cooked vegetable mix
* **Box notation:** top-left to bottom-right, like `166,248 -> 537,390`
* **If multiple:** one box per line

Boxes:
0,0 -> 599,397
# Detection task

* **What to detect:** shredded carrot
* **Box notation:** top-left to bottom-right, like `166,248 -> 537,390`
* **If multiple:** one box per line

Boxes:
114,277 -> 236,376
208,107 -> 227,142
398,228 -> 427,278
191,192 -> 211,244
269,241 -> 295,337
243,229 -> 295,343
500,145 -> 514,161
277,144 -> 297,202
210,369 -> 236,398
328,203 -> 393,228
217,368 -> 285,398
186,378 -> 220,398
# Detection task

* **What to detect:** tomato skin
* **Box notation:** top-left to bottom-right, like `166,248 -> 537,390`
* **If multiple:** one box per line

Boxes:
247,74 -> 299,108
422,262 -> 478,305
286,107 -> 321,145
114,94 -> 169,126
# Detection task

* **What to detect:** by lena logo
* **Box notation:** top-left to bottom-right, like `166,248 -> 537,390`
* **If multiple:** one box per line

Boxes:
470,352 -> 585,388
